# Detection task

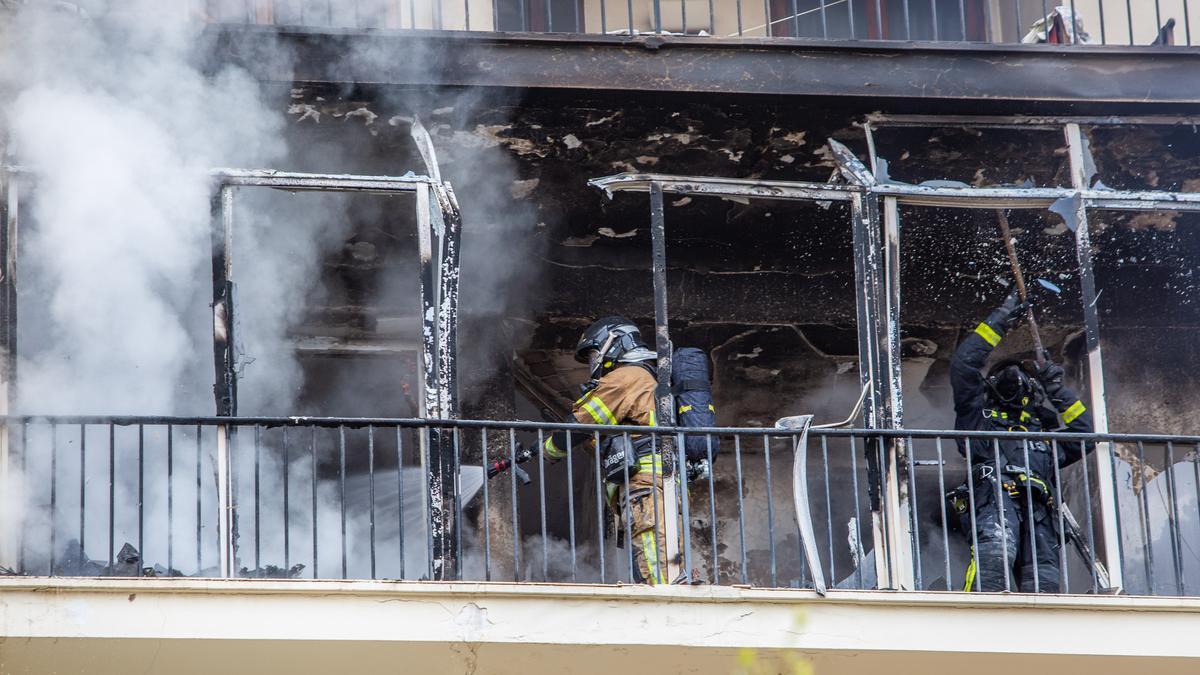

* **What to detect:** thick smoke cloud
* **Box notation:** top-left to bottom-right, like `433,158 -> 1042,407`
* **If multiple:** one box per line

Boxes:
0,2 -> 541,578
4,2 -> 286,414
0,1 -> 319,573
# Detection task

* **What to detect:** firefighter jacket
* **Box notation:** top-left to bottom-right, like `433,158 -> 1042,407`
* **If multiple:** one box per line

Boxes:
543,363 -> 658,468
950,317 -> 1094,482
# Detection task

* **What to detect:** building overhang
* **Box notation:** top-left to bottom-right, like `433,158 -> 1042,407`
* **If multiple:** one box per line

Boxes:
3,577 -> 1200,673
209,25 -> 1200,112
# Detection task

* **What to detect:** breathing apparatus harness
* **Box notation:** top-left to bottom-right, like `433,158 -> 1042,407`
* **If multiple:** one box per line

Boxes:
947,359 -> 1058,526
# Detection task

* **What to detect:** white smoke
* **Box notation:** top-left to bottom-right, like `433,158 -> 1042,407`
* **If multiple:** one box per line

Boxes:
0,2 -> 547,579
0,1 -> 311,573
5,2 -> 286,414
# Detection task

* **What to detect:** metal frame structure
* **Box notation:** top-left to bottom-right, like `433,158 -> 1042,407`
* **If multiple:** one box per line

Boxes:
0,166 -> 465,580
209,168 -> 463,580
590,118 -> 1200,591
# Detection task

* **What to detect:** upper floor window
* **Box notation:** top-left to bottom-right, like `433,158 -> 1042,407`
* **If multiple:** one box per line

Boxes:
769,0 -> 988,40
495,0 -> 584,32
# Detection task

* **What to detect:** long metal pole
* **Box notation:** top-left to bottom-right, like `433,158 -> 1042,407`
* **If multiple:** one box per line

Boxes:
881,197 -> 914,590
211,185 -> 237,579
649,182 -> 681,583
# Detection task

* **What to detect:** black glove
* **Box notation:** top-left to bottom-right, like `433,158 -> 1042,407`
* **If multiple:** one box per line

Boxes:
985,289 -> 1030,333
1035,353 -> 1065,398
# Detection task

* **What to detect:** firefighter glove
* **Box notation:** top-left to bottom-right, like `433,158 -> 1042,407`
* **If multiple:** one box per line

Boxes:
1035,355 -> 1065,397
986,289 -> 1030,333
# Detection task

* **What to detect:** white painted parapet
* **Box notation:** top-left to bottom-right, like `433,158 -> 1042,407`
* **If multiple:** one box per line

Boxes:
3,578 -> 1200,674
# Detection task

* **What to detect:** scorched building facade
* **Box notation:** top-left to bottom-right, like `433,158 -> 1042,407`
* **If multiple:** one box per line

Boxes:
4,1 -> 1200,673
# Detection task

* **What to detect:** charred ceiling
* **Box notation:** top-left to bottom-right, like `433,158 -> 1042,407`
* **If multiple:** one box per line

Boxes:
254,79 -> 1200,431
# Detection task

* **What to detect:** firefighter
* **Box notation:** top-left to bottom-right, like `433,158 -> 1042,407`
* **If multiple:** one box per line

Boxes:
541,316 -> 673,585
950,290 -> 1094,593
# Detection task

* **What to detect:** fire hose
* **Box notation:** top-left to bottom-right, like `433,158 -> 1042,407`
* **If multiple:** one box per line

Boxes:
486,445 -> 535,485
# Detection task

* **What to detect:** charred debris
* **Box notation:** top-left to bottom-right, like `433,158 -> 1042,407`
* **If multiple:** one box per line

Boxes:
270,85 -> 1200,435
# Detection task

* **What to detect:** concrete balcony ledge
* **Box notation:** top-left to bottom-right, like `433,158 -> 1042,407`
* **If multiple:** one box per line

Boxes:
3,577 -> 1200,674
209,24 -> 1200,112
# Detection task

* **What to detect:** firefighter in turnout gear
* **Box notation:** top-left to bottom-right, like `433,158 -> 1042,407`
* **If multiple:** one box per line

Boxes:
541,316 -> 672,585
950,290 -> 1094,593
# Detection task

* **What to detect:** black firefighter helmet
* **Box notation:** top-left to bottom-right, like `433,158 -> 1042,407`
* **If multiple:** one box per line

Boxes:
574,316 -> 656,380
984,359 -> 1042,411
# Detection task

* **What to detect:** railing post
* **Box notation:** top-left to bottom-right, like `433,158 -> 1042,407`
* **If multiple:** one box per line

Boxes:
878,196 -> 915,590
418,182 -> 460,580
649,182 -> 683,583
1065,122 -> 1124,592
839,139 -> 915,591
210,185 -> 237,579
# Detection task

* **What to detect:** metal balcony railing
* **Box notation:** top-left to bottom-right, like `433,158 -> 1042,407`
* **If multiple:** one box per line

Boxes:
2,414 -> 1198,596
196,1 -> 1194,46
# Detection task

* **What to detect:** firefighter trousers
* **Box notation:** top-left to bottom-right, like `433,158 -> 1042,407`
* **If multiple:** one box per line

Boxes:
965,471 -> 1061,593
613,469 -> 671,585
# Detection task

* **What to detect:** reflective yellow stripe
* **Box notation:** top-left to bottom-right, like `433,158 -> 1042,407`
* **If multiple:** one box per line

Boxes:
649,410 -> 656,426
543,436 -> 565,460
679,404 -> 693,413
963,552 -> 978,592
580,396 -> 616,426
708,404 -> 715,412
974,322 -> 1002,347
579,399 -> 605,425
1063,399 -> 1087,424
592,396 -> 616,424
642,531 -> 665,585
638,453 -> 663,474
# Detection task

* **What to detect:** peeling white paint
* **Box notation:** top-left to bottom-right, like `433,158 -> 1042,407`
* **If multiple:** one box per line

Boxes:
635,155 -> 659,165
563,134 -> 582,149
782,131 -> 807,145
812,146 -> 835,163
598,227 -> 637,239
510,178 -> 539,200
780,154 -> 795,164
344,107 -> 378,127
287,104 -> 321,124
585,113 -> 620,127
562,235 -> 599,247
671,197 -> 692,207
